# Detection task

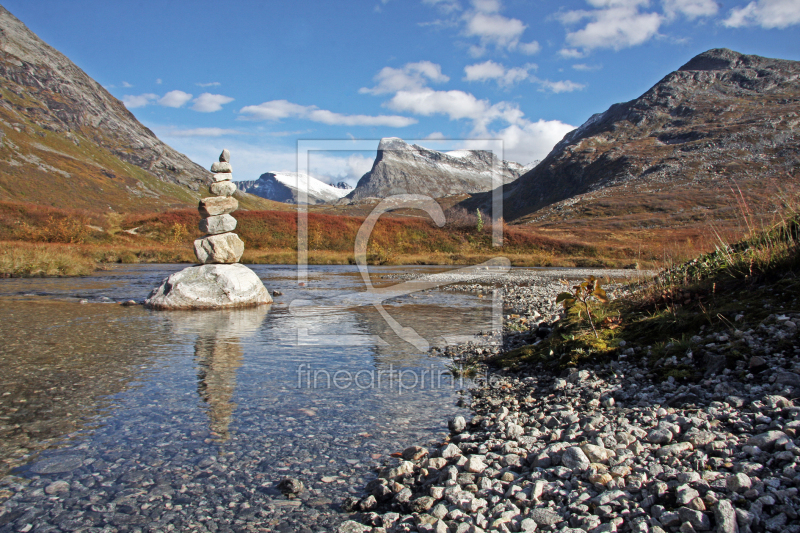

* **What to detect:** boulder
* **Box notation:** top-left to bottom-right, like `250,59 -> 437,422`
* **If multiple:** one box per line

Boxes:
210,181 -> 237,197
144,264 -> 271,310
194,233 -> 244,264
199,196 -> 238,217
199,214 -> 237,235
211,161 -> 232,173
212,172 -> 233,182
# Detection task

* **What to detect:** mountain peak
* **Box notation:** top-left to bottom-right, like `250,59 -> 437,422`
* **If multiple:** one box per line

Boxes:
377,137 -> 410,151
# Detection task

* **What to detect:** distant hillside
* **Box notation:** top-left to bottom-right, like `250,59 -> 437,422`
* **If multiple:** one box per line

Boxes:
346,137 -> 525,201
467,49 -> 800,229
0,5 -> 213,211
237,172 -> 350,205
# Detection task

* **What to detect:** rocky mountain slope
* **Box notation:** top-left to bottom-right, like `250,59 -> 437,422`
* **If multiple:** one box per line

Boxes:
485,48 -> 799,225
236,172 -> 351,204
346,138 -> 525,201
0,5 -> 213,211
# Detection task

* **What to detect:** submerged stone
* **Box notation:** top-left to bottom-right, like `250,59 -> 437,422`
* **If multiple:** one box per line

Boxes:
144,264 -> 271,310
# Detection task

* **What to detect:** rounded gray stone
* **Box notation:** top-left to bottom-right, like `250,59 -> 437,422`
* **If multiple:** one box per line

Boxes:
194,233 -> 244,264
144,264 -> 271,310
219,148 -> 231,162
199,214 -> 237,235
210,181 -> 237,197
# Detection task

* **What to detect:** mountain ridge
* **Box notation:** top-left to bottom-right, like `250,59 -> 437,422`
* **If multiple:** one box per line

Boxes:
0,5 -> 213,211
489,48 -> 800,224
346,137 -> 526,201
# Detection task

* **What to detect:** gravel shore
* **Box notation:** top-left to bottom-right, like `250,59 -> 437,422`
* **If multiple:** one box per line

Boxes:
338,272 -> 800,533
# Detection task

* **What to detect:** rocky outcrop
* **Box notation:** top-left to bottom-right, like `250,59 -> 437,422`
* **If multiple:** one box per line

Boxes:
485,48 -> 800,222
346,138 -> 524,201
0,5 -> 211,210
236,172 -> 350,204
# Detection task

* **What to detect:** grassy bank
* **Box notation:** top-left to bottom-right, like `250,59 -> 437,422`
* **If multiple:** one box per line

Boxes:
494,211 -> 800,379
0,242 -> 97,277
0,198 -> 765,276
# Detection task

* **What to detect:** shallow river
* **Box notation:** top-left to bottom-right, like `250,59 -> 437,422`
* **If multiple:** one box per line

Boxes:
0,264 -> 495,532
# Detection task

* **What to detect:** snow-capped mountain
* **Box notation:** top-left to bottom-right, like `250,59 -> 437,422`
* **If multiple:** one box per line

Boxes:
236,172 -> 350,205
346,138 -> 525,201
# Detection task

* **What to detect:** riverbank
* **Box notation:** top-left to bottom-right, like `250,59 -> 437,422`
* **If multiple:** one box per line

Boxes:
337,231 -> 800,532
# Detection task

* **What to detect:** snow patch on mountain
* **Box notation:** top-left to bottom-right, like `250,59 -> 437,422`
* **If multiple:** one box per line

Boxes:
236,172 -> 349,204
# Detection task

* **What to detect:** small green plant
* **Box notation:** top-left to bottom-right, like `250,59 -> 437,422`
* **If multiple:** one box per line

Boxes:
556,275 -> 610,338
476,209 -> 484,233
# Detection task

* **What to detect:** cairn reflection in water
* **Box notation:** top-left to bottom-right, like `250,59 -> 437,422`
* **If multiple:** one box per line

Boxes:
168,306 -> 270,441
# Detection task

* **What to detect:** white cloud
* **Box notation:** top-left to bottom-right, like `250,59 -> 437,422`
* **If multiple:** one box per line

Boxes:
662,0 -> 719,20
559,3 -> 663,52
461,1 -> 540,55
423,0 -> 462,12
122,93 -> 158,109
572,63 -> 602,71
159,127 -> 243,137
464,119 -> 577,164
558,48 -> 586,58
723,0 -> 800,28
425,131 -> 448,140
239,100 -> 417,127
158,90 -> 193,108
386,89 -> 524,128
191,93 -> 235,112
121,81 -> 133,88
196,81 -> 222,87
463,60 -> 535,87
360,61 -> 449,95
307,152 -> 376,186
156,78 -> 163,85
533,77 -> 587,93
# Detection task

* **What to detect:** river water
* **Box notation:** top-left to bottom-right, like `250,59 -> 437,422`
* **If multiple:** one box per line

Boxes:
0,264 -> 495,532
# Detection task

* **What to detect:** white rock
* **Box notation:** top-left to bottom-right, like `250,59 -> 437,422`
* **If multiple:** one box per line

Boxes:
194,233 -> 244,264
212,172 -> 233,182
465,455 -> 487,474
144,264 -> 271,310
211,161 -> 232,173
199,214 -> 237,235
219,149 -> 230,162
210,180 -> 237,197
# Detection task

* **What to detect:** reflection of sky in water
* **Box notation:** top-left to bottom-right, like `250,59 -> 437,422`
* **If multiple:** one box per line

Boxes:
0,265 -> 491,493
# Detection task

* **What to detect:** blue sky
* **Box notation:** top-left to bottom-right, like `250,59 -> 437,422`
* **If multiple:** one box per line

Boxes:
5,0 -> 800,185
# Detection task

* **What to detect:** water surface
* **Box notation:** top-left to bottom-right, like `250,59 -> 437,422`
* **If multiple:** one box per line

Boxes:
0,264 -> 492,532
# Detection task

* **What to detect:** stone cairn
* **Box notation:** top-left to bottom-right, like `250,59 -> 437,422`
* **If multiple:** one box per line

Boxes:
194,149 -> 245,264
143,149 -> 271,310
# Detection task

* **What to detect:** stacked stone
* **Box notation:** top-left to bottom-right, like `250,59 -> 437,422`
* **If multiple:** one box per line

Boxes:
194,149 -> 245,264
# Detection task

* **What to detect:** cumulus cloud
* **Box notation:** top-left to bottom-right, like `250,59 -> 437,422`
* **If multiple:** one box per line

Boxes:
121,81 -> 133,88
159,127 -> 243,137
122,93 -> 158,109
463,60 -> 535,87
191,93 -> 235,112
158,90 -> 193,108
533,78 -> 587,93
723,0 -> 800,28
572,63 -> 602,71
360,61 -> 450,95
558,2 -> 663,52
662,0 -> 719,20
463,9 -> 540,55
307,152 -> 376,187
463,119 -> 576,164
423,0 -> 462,13
239,100 -> 417,127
